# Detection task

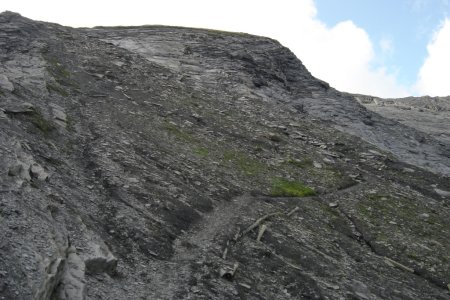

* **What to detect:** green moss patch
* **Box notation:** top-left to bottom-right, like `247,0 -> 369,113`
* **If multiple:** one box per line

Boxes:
270,178 -> 316,197
30,109 -> 55,134
46,82 -> 69,97
164,121 -> 195,142
284,158 -> 313,169
222,150 -> 267,176
195,147 -> 209,157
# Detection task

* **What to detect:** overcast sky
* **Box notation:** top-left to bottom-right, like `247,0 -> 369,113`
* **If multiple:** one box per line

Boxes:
1,0 -> 450,98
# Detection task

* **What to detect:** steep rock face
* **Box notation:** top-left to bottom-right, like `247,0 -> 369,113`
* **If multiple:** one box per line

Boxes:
0,12 -> 449,300
91,25 -> 450,176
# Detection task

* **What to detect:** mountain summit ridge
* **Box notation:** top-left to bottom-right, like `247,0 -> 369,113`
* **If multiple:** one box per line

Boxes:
0,12 -> 449,299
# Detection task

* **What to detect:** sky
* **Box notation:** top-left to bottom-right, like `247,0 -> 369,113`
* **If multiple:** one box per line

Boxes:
1,0 -> 450,98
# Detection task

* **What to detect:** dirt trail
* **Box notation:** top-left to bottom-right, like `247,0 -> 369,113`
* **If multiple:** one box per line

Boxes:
148,194 -> 256,299
173,194 -> 256,260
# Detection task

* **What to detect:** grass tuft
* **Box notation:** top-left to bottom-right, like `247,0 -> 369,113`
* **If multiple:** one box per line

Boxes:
285,158 -> 313,168
46,82 -> 69,97
30,109 -> 55,134
270,178 -> 316,197
164,121 -> 194,142
223,150 -> 266,176
195,147 -> 209,157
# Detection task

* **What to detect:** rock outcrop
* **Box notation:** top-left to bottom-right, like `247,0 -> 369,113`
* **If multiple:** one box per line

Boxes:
355,94 -> 450,145
0,11 -> 449,299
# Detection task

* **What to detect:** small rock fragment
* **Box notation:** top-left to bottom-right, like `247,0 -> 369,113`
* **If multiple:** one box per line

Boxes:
8,164 -> 23,177
325,283 -> 340,290
323,158 -> 334,164
419,213 -> 430,219
313,161 -> 322,168
256,224 -> 267,242
127,177 -> 139,184
50,104 -> 67,123
30,164 -> 49,181
434,188 -> 450,197
238,283 -> 251,289
3,102 -> 34,114
329,202 -> 339,208
0,109 -> 7,120
220,262 -> 239,281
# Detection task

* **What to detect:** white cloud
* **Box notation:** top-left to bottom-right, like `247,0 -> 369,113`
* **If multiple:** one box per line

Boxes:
415,19 -> 450,96
0,0 -> 409,97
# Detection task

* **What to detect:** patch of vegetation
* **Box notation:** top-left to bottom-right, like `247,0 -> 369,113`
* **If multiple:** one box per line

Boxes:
222,150 -> 267,176
66,115 -> 75,132
195,147 -> 209,157
163,121 -> 195,142
284,158 -> 313,169
46,57 -> 71,80
42,53 -> 77,88
46,82 -> 68,97
270,178 -> 316,197
254,146 -> 264,153
30,109 -> 55,134
406,251 -> 421,260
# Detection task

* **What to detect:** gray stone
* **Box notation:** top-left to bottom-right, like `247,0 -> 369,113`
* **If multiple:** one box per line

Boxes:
349,280 -> 372,300
313,161 -> 323,169
2,102 -> 34,114
8,164 -> 23,177
419,213 -> 430,219
434,188 -> 450,197
29,163 -> 49,181
55,247 -> 86,300
0,74 -> 14,92
34,257 -> 66,300
84,243 -> 117,275
50,104 -> 67,123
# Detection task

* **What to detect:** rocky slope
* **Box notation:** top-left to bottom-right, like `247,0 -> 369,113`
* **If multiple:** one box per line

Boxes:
355,94 -> 450,145
0,11 -> 449,300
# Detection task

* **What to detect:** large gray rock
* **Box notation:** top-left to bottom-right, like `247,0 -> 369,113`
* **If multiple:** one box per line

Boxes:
56,247 -> 86,300
29,163 -> 49,181
84,242 -> 117,275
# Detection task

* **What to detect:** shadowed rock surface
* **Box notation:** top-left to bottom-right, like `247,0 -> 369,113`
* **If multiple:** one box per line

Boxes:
0,11 -> 449,300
